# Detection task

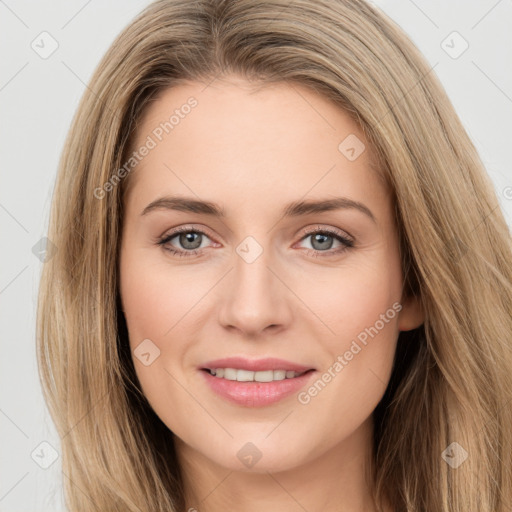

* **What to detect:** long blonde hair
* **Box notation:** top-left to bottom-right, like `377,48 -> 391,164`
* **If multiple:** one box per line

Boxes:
36,0 -> 512,510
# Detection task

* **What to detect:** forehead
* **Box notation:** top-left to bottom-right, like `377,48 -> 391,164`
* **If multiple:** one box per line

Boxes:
123,77 -> 388,213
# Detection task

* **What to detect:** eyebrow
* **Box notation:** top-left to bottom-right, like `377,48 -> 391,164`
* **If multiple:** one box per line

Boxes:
141,195 -> 376,223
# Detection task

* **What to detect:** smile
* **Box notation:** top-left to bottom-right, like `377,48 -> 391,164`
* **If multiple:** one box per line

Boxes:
200,368 -> 316,407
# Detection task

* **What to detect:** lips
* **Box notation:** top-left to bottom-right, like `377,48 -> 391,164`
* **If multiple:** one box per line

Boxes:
199,356 -> 317,407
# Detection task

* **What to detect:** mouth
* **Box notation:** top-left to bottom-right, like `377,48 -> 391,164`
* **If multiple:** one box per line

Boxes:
199,359 -> 317,407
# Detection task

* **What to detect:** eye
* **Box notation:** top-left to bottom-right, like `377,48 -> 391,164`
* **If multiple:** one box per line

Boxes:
157,226 -> 215,257
296,226 -> 354,258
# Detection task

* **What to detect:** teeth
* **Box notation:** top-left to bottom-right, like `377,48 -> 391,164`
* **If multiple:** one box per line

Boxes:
209,368 -> 304,382
273,370 -> 286,381
224,368 -> 238,380
236,369 -> 256,381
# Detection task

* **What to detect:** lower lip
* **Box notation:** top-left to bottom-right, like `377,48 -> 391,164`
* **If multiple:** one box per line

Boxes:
200,369 -> 316,407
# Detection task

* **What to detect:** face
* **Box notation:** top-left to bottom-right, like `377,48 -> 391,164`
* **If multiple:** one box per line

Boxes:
119,75 -> 423,475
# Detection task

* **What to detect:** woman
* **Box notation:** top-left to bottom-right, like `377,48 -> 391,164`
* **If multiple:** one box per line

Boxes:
36,0 -> 512,511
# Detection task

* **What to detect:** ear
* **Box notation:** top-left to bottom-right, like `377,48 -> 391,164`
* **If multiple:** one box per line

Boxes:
398,293 -> 424,331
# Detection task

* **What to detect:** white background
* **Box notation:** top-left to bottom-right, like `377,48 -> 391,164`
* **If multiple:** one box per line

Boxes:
1,1 -> 511,510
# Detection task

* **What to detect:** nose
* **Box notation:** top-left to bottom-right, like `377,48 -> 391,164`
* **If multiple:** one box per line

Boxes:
217,244 -> 293,337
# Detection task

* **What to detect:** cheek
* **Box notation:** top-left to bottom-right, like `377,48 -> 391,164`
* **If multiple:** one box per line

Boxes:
292,249 -> 402,416
318,279 -> 399,399
119,248 -> 223,397
294,250 -> 402,341
119,250 -> 207,344
119,250 -> 202,426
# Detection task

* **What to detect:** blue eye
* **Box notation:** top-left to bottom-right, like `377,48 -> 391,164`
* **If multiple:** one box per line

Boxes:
157,226 -> 212,257
157,225 -> 354,258
298,228 -> 354,257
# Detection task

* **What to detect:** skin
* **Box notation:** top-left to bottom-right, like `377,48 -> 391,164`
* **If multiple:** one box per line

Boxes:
119,75 -> 424,512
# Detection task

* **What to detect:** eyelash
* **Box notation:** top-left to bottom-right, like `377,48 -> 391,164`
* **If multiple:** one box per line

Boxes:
156,225 -> 354,259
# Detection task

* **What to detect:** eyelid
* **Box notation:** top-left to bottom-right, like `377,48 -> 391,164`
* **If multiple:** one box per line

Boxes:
300,224 -> 353,242
159,224 -> 219,243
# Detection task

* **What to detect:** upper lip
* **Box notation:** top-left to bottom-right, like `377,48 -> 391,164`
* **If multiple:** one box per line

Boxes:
201,357 -> 315,373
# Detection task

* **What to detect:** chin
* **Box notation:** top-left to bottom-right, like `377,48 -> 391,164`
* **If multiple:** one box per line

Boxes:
202,437 -> 311,474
